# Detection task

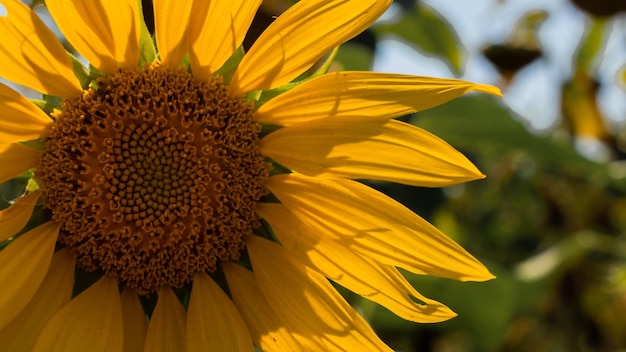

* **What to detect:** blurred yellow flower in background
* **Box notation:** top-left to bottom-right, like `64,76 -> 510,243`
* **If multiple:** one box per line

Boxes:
0,0 -> 501,351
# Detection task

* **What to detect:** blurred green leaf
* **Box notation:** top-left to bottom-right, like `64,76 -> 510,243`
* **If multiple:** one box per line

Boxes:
412,95 -> 608,178
334,43 -> 374,71
373,3 -> 465,75
574,17 -> 609,70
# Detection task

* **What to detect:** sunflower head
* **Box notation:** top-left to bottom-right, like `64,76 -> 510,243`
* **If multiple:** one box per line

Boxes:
0,0 -> 501,351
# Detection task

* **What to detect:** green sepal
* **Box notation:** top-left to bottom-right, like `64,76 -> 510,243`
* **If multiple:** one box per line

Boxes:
137,0 -> 157,66
69,53 -> 91,89
214,46 -> 245,85
19,140 -> 45,151
30,97 -> 60,115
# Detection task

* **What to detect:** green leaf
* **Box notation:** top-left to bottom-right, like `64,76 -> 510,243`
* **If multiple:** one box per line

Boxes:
412,95 -> 608,178
333,43 -> 374,71
373,3 -> 465,75
214,46 -> 245,85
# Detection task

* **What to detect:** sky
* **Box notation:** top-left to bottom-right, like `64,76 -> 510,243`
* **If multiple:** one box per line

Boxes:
374,0 -> 626,132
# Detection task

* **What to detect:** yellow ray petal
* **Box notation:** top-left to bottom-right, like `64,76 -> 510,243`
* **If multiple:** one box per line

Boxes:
144,287 -> 187,352
188,0 -> 262,77
0,143 -> 42,184
0,248 -> 74,352
46,0 -> 140,74
258,203 -> 457,323
153,0 -> 192,67
120,288 -> 147,352
246,235 -> 393,351
266,174 -> 495,282
0,190 -> 40,241
187,272 -> 254,352
262,119 -> 484,187
33,276 -> 124,352
230,0 -> 392,93
0,221 -> 59,330
0,83 -> 52,144
256,71 -> 502,125
0,0 -> 81,97
223,262 -> 313,352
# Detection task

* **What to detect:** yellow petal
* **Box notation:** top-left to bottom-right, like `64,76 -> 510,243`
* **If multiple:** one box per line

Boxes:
153,0 -> 192,67
187,272 -> 254,352
144,287 -> 187,352
230,0 -> 391,93
223,262 -> 312,352
121,288 -> 147,352
258,203 -> 457,323
266,174 -> 495,282
0,190 -> 40,241
246,235 -> 393,351
33,276 -> 124,352
256,71 -> 503,125
262,119 -> 484,187
0,0 -> 81,97
0,221 -> 59,330
188,0 -> 262,77
0,143 -> 42,184
0,83 -> 52,144
46,0 -> 140,74
0,248 -> 74,352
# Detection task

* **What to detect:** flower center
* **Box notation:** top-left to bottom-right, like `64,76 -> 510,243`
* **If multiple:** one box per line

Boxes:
36,65 -> 269,294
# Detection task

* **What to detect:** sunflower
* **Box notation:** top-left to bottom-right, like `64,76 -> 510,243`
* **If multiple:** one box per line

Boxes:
0,0 -> 501,351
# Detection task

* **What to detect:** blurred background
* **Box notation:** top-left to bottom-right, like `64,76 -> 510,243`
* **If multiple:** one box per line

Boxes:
9,0 -> 626,351
260,0 -> 626,351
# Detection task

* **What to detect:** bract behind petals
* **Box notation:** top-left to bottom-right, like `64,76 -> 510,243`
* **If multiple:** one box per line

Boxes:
33,276 -> 124,352
0,0 -> 82,97
230,0 -> 392,93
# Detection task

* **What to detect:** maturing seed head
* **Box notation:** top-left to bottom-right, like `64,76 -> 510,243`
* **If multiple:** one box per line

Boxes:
36,65 -> 270,294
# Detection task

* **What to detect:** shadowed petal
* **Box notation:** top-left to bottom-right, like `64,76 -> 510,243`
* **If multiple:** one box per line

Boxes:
230,0 -> 391,93
46,0 -> 140,74
223,262 -> 313,352
33,276 -> 124,352
143,287 -> 187,352
262,119 -> 484,187
0,248 -> 75,352
121,288 -> 147,352
0,221 -> 59,330
0,190 -> 40,241
245,235 -> 393,351
258,203 -> 457,323
0,83 -> 52,144
188,0 -> 261,77
187,272 -> 254,352
0,0 -> 81,97
256,71 -> 502,126
0,143 -> 42,184
266,174 -> 495,281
